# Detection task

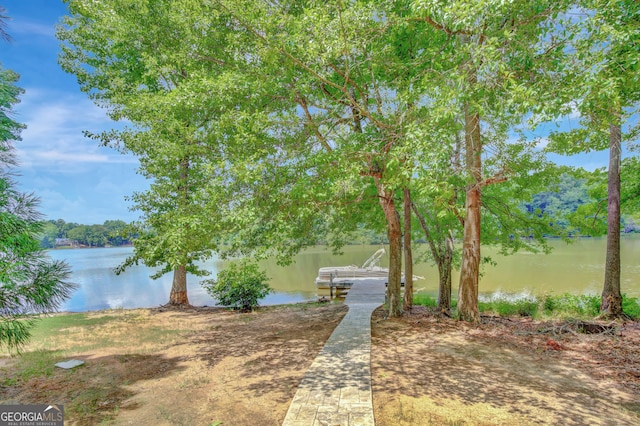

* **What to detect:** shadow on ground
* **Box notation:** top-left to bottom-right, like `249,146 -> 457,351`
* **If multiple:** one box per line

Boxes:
188,303 -> 348,403
371,307 -> 640,426
0,352 -> 184,426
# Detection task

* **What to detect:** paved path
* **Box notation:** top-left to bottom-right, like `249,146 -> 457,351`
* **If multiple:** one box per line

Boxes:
282,279 -> 386,426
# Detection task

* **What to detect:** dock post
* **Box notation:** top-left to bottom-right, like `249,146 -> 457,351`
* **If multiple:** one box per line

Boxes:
329,273 -> 334,299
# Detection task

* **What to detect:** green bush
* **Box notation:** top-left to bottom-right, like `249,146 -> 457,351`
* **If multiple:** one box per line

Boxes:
543,295 -> 556,312
413,293 -> 438,308
202,260 -> 272,312
478,298 -> 538,317
541,293 -> 601,318
622,295 -> 640,319
413,293 -> 458,310
414,291 -> 639,320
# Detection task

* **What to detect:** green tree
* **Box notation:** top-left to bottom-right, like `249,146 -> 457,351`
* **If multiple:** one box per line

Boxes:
411,130 -> 563,315
55,219 -> 67,237
409,0 -> 572,321
0,20 -> 75,351
38,221 -> 59,248
103,219 -> 129,245
526,172 -> 593,230
568,160 -> 640,235
87,224 -> 108,246
58,0 -> 590,323
621,157 -> 640,218
181,0 -> 415,316
546,0 -> 640,317
38,219 -> 131,247
66,225 -> 88,246
59,0 -> 254,306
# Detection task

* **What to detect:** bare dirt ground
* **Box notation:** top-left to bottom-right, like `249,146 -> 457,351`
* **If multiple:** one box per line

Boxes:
372,306 -> 640,426
0,303 -> 347,425
1,303 -> 639,425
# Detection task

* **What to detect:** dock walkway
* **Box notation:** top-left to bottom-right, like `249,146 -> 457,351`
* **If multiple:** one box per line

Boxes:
282,279 -> 386,426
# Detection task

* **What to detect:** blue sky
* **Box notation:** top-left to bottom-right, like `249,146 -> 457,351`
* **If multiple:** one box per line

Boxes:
1,1 -> 617,225
2,0 -> 147,224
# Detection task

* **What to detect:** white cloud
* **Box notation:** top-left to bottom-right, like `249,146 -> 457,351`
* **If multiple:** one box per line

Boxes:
18,90 -> 112,140
8,20 -> 55,38
5,4 -> 146,224
535,137 -> 549,149
32,151 -> 111,163
94,176 -> 126,193
33,176 -> 140,224
29,175 -> 58,189
12,89 -> 138,170
36,188 -> 87,221
567,101 -> 581,119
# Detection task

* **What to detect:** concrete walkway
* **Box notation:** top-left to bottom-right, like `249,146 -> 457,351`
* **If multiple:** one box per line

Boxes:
282,279 -> 386,426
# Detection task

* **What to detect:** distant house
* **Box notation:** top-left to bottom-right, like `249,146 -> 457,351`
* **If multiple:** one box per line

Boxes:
55,238 -> 78,247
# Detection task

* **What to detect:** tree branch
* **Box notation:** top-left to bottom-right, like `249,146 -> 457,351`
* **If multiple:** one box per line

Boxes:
407,16 -> 471,36
195,54 -> 229,67
411,203 -> 443,263
479,171 -> 508,187
295,91 -> 333,152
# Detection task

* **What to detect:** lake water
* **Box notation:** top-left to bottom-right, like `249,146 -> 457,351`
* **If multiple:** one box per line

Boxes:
48,236 -> 640,312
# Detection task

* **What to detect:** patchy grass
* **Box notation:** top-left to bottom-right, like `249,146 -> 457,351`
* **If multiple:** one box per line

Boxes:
0,309 -> 197,424
0,304 -> 348,425
1,350 -> 63,386
413,293 -> 438,308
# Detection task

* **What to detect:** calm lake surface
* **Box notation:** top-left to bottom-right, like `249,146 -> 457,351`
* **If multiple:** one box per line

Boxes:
49,236 -> 640,312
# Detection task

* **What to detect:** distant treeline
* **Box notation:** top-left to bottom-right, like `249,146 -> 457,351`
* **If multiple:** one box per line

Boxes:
524,174 -> 640,235
345,174 -> 639,245
40,174 -> 638,250
39,219 -> 132,248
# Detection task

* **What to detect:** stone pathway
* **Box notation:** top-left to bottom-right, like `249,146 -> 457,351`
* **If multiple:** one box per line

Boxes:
282,279 -> 386,426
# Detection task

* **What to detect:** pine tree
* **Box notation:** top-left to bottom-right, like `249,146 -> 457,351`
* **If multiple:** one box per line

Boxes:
0,11 -> 75,351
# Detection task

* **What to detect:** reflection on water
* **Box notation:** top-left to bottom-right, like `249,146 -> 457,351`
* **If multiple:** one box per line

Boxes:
412,236 -> 640,298
48,235 -> 640,312
48,247 -> 318,312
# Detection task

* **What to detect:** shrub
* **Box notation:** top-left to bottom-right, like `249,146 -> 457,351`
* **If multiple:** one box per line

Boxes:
505,299 -> 538,317
541,293 -> 601,318
622,295 -> 640,320
202,260 -> 271,312
478,298 -> 538,317
543,295 -> 556,313
413,293 -> 438,308
415,292 -> 639,320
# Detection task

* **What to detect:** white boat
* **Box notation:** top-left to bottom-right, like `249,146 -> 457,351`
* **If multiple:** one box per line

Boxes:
316,248 -> 423,296
315,248 -> 390,287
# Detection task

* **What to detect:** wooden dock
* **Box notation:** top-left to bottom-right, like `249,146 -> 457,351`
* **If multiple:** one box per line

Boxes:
317,273 -> 406,299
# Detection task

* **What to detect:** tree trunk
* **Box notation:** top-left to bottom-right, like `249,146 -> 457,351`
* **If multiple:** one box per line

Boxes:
411,203 -> 452,313
438,232 -> 454,313
458,103 -> 482,323
376,179 -> 403,317
601,117 -> 622,317
403,188 -> 413,311
169,265 -> 190,306
169,157 -> 191,307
